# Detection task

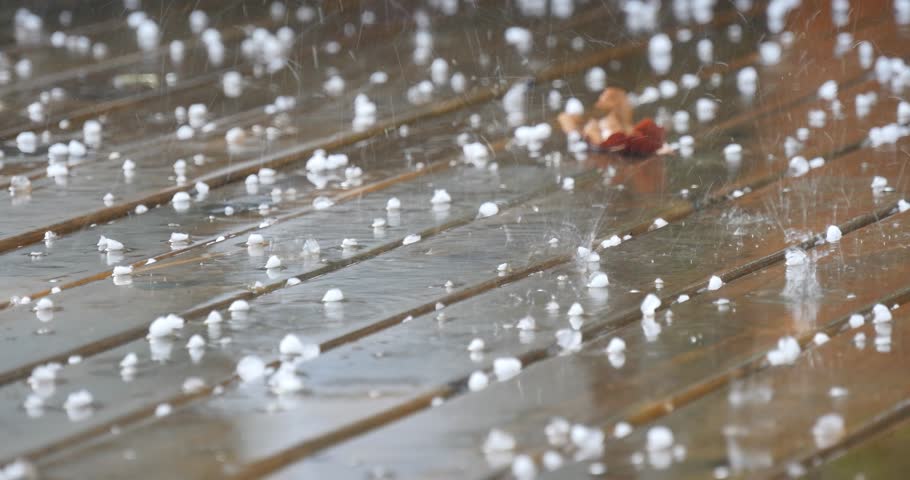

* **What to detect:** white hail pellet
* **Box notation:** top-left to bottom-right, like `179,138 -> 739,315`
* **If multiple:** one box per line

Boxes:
871,176 -> 888,191
265,255 -> 281,269
16,132 -> 38,153
826,225 -> 843,243
586,67 -> 606,91
120,352 -> 138,368
646,425 -> 674,451
430,189 -> 451,204
568,302 -> 584,316
225,127 -> 245,145
147,314 -> 185,339
767,336 -> 801,365
696,38 -> 713,64
641,294 -> 661,316
222,71 -> 243,98
809,109 -> 826,128
651,217 -> 668,230
205,311 -> 223,324
477,202 -> 499,218
483,429 -> 516,452
35,297 -> 53,310
324,75 -> 345,96
813,332 -> 830,345
104,238 -> 124,251
511,455 -> 538,480
788,156 -> 810,177
606,337 -> 626,354
468,371 -> 490,391
64,389 -> 93,411
493,357 -> 522,381
136,19 -> 160,51
504,26 -> 532,54
516,316 -> 536,330
872,304 -> 893,323
848,314 -> 865,328
403,234 -> 421,245
614,421 -> 633,439
155,403 -> 172,417
169,232 -> 189,243
601,235 -> 622,248
696,98 -> 717,123
112,265 -> 133,276
188,103 -> 207,128
588,272 -> 609,288
707,275 -> 724,290
246,233 -> 266,246
236,355 -> 266,382
812,413 -> 845,449
724,143 -> 743,163
467,338 -> 485,352
898,199 -> 910,212
186,334 -> 205,349
278,334 -> 306,356
322,288 -> 344,302
564,97 -> 584,115
759,41 -> 781,65
818,80 -> 838,101
172,191 -> 191,204
228,299 -> 250,312
736,67 -> 758,96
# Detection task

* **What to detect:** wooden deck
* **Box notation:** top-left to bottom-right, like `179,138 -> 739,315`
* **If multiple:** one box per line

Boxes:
1,0 -> 909,478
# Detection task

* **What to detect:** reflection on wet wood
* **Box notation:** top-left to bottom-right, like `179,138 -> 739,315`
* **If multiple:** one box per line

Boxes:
2,0 -> 910,478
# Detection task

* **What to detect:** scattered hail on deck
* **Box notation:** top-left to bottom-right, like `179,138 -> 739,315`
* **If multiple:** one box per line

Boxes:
4,0 -> 910,477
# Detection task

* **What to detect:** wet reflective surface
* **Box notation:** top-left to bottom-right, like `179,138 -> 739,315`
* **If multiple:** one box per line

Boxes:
2,0 -> 910,478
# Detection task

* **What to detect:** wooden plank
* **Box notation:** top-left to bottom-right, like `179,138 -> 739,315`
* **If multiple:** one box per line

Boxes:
21,32 -> 910,480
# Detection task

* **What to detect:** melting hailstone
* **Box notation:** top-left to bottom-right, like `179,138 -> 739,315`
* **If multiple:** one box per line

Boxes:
567,302 -> 584,316
322,288 -> 344,302
493,357 -> 522,381
483,429 -> 516,452
812,413 -> 845,449
228,299 -> 250,312
468,371 -> 489,391
587,272 -> 609,288
707,275 -> 724,290
478,202 -> 499,217
236,355 -> 266,382
767,336 -> 801,365
640,294 -> 661,316
265,255 -> 281,269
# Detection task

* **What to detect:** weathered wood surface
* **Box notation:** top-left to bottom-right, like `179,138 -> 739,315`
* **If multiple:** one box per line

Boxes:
1,0 -> 909,478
